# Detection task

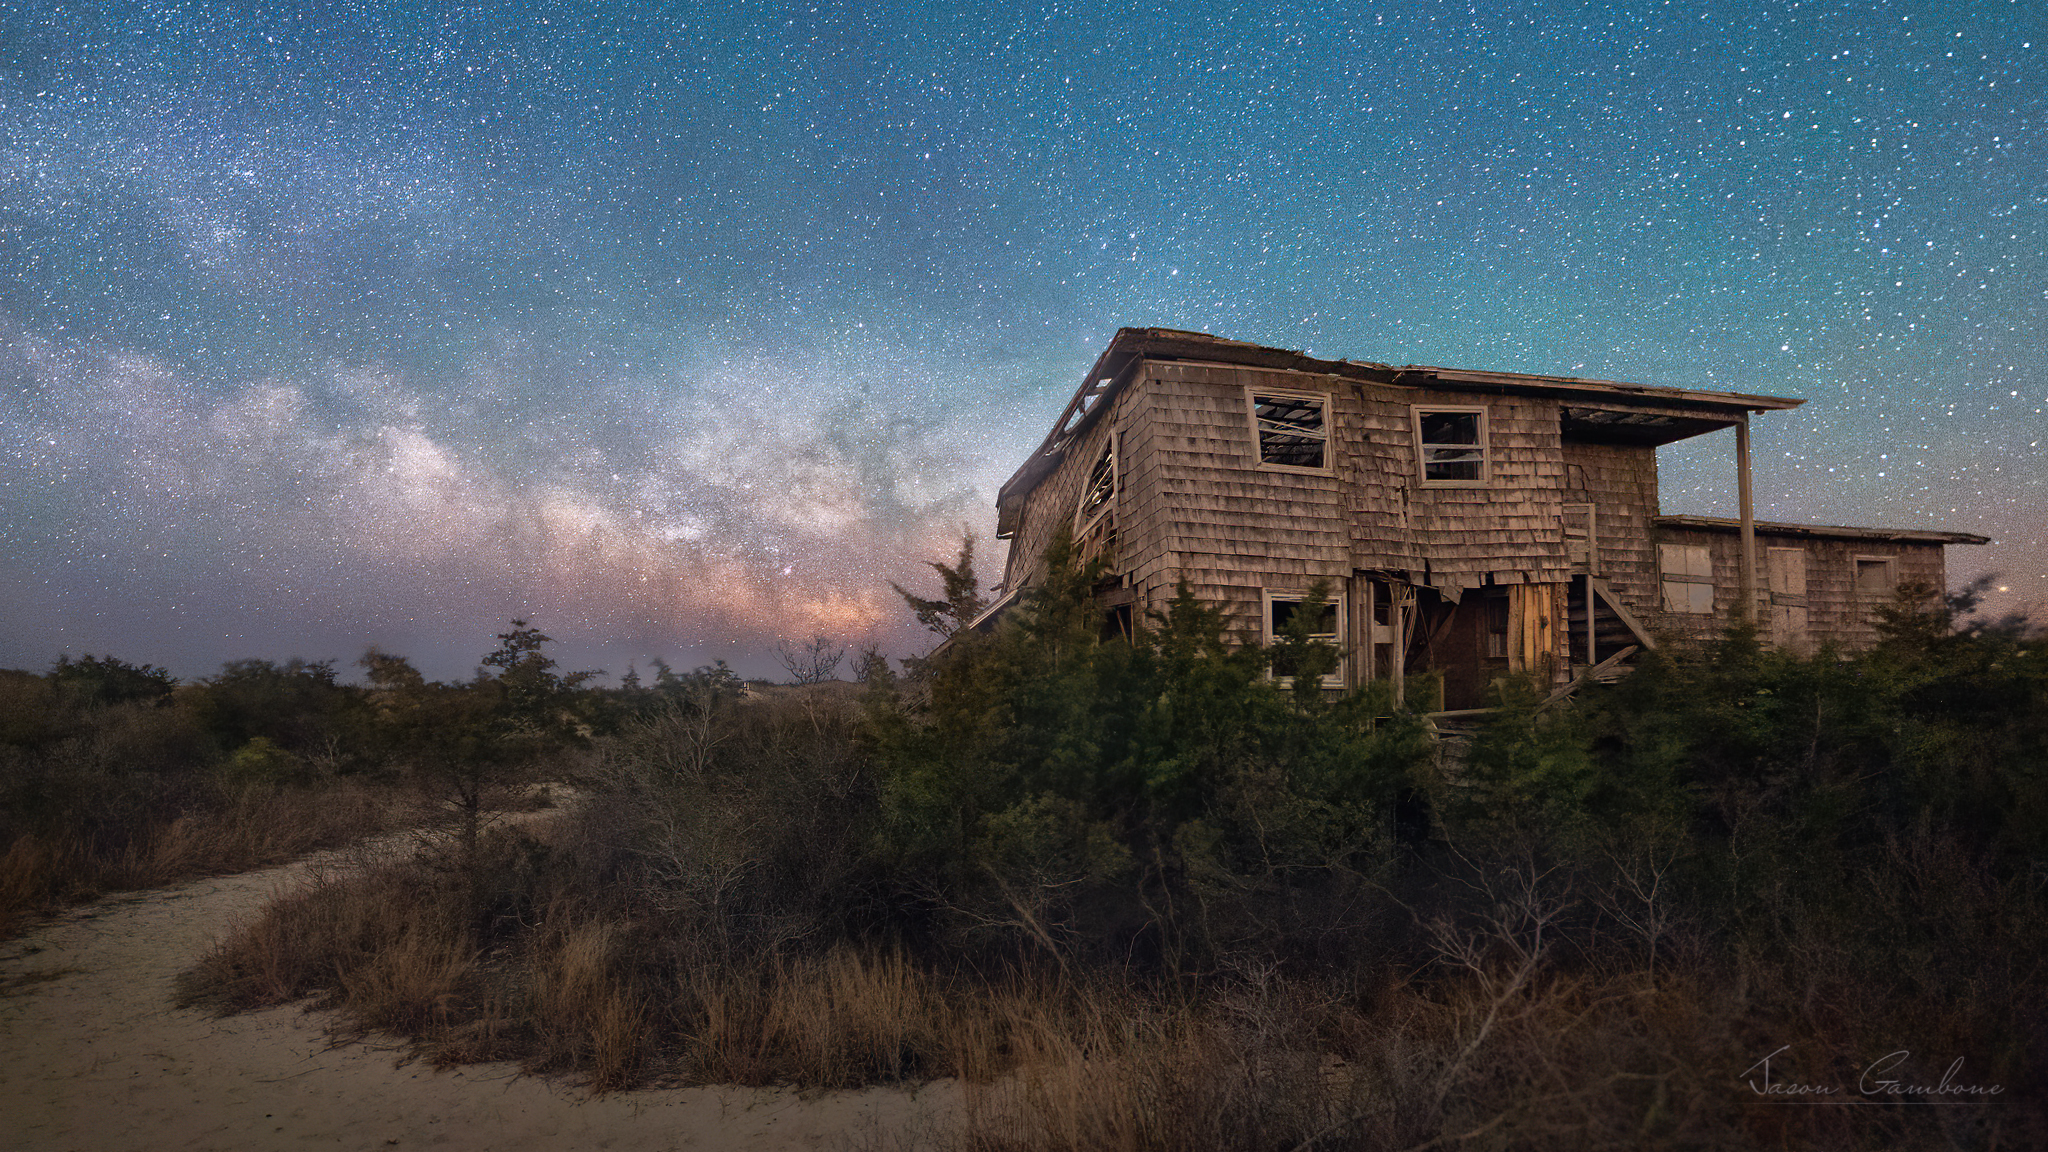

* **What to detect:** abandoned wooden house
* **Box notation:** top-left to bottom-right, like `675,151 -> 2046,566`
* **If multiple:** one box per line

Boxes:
983,328 -> 1989,711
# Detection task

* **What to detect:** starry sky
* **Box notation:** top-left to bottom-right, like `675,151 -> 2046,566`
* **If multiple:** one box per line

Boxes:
2,0 -> 2042,682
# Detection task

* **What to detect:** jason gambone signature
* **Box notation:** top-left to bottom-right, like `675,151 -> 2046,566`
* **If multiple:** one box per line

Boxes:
1742,1046 -> 2005,1101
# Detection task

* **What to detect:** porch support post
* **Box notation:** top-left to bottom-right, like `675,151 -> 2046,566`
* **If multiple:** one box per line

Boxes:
1391,595 -> 1406,708
1736,411 -> 1758,627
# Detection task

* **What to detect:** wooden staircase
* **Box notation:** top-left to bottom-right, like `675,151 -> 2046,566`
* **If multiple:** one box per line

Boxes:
1565,575 -> 1654,670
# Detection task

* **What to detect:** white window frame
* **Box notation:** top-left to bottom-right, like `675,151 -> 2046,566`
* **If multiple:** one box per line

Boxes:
1262,587 -> 1346,688
1658,543 -> 1715,614
1246,388 -> 1334,475
1853,555 -> 1898,600
1411,405 -> 1491,487
1074,430 -> 1118,536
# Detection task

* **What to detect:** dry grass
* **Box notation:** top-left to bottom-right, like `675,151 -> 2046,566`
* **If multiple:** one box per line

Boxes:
184,836 -> 2041,1152
178,848 -> 457,1011
0,782 -> 395,936
679,947 -> 951,1087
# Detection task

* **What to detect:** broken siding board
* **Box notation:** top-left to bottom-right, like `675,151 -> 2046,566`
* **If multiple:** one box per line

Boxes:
1346,384 -> 1424,573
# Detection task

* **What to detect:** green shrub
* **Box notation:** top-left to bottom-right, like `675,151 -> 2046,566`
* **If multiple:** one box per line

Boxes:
221,736 -> 300,791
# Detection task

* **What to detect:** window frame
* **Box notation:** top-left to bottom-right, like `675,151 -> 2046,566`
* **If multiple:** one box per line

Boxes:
1261,586 -> 1347,688
1410,405 -> 1492,487
1246,387 -> 1335,475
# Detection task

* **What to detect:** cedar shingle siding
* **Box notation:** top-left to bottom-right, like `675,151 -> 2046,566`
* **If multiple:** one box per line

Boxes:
993,330 -> 1988,708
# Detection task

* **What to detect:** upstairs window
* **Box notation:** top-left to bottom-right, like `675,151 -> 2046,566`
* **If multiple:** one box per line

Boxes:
1413,406 -> 1490,485
1658,543 -> 1714,614
1250,391 -> 1329,471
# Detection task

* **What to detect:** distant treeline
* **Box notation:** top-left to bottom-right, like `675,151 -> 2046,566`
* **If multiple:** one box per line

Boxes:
0,622 -> 760,930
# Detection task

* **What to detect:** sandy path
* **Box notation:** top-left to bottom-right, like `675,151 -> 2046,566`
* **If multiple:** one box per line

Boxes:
0,835 -> 956,1152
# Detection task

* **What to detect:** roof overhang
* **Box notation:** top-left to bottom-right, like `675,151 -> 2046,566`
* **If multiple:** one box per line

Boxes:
1654,514 -> 1990,546
997,328 -> 1805,534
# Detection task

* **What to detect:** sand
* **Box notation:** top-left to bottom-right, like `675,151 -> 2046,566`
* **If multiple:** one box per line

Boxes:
0,835 -> 957,1152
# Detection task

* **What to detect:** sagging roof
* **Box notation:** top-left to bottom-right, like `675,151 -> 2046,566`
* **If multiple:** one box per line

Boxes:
997,328 -> 1806,536
1655,515 -> 1991,547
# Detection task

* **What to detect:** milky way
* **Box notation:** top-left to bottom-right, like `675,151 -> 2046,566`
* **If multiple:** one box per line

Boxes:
2,0 -> 2042,680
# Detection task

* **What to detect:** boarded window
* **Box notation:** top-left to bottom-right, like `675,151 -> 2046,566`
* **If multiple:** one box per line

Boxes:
1413,407 -> 1489,484
1659,543 -> 1714,614
1855,557 -> 1896,598
1767,547 -> 1810,654
1251,393 -> 1328,469
1265,589 -> 1344,687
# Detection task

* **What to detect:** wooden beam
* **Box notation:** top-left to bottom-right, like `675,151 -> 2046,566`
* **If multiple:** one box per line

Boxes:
1539,645 -> 1639,713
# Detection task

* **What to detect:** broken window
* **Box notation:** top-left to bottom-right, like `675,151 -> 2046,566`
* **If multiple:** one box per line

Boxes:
1413,406 -> 1489,484
1854,556 -> 1896,599
1250,392 -> 1328,470
1075,434 -> 1117,531
1658,543 -> 1714,614
1264,588 -> 1344,687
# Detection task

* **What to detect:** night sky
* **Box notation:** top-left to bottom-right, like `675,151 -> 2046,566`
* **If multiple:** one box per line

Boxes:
3,0 -> 2042,682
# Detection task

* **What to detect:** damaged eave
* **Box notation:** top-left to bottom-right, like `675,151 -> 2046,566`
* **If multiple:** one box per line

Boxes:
1654,514 -> 1992,546
996,342 -> 1146,537
1399,365 -> 1804,413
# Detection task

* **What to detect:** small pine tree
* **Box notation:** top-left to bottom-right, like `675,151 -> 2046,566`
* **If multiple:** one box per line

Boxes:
892,536 -> 989,638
